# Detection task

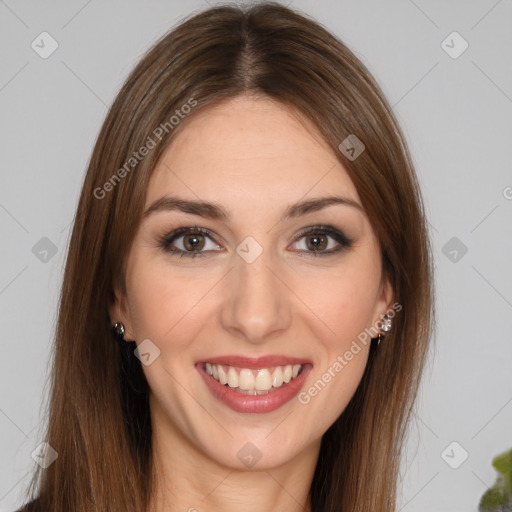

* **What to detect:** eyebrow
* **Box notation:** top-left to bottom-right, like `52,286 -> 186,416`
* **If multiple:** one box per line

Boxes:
143,194 -> 363,222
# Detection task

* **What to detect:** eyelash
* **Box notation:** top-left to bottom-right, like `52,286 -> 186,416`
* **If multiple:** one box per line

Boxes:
157,225 -> 354,259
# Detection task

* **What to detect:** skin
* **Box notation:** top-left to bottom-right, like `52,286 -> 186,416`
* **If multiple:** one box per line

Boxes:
109,95 -> 393,512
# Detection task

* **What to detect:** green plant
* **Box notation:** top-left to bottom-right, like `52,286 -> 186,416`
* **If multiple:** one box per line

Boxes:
479,448 -> 512,511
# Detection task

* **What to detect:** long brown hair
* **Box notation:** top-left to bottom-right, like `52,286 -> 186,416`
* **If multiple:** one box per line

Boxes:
22,2 -> 434,511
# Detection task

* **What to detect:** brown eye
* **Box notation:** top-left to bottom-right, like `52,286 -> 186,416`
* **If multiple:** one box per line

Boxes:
291,225 -> 354,257
159,227 -> 221,258
182,232 -> 206,252
305,233 -> 328,252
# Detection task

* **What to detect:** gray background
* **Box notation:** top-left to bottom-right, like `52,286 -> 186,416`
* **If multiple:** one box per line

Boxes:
1,1 -> 511,511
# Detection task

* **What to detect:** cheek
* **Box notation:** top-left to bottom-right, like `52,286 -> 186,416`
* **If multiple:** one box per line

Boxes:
296,263 -> 378,419
293,258 -> 381,346
125,252 -> 215,346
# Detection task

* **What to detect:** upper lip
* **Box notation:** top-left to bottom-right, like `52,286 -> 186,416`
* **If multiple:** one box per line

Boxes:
197,355 -> 313,369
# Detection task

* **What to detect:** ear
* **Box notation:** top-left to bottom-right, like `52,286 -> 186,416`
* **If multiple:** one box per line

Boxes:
370,275 -> 395,328
108,287 -> 134,341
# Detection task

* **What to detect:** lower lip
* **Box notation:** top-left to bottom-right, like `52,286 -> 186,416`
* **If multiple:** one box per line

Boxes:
196,363 -> 312,413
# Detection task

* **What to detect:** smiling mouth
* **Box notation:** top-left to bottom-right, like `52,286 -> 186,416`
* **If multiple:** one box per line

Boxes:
202,362 -> 307,395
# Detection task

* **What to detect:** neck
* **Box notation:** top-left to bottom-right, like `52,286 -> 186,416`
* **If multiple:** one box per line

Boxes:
146,396 -> 319,512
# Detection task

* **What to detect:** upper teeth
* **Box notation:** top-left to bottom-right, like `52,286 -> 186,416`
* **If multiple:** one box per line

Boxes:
205,363 -> 303,392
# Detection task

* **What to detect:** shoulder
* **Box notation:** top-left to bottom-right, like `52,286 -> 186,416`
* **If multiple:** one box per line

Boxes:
13,499 -> 40,512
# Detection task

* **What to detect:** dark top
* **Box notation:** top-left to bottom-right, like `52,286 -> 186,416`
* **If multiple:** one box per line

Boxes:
14,499 -> 39,512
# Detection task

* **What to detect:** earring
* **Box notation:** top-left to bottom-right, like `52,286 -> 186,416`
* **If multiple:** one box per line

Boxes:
113,322 -> 126,340
380,313 -> 392,334
375,313 -> 392,347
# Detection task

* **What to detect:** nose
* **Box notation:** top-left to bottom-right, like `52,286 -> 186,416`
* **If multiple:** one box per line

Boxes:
220,245 -> 292,344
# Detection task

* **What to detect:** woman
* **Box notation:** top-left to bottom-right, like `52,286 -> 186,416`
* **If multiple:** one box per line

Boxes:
17,2 -> 434,511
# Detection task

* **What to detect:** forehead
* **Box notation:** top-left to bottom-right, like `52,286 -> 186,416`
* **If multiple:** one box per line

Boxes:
146,96 -> 360,213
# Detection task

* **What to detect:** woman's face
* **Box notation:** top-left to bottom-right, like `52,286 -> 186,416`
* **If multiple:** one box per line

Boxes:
110,95 -> 392,471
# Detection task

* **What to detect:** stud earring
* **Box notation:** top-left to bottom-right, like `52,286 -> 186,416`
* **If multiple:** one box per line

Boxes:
113,322 -> 126,340
380,313 -> 392,334
374,313 -> 392,347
